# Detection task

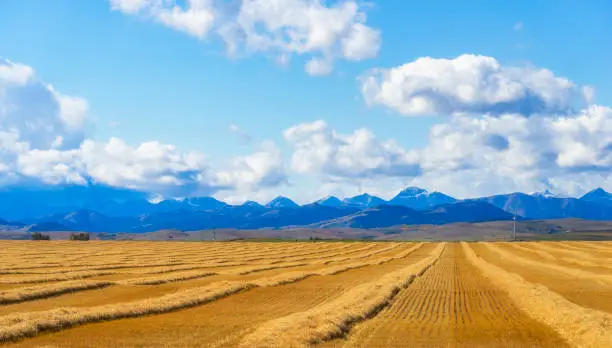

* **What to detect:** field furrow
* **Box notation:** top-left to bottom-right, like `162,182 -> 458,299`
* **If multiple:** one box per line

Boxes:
482,243 -> 612,285
1,240 -> 610,347
0,243 -> 417,316
327,243 -> 568,348
471,243 -> 612,313
465,243 -> 612,348
510,242 -> 612,273
239,243 -> 445,347
4,243 -> 438,347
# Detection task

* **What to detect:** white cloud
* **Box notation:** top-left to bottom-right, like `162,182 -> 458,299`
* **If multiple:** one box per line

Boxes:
110,0 -> 380,75
409,105 -> 612,198
110,0 -> 151,14
78,138 -> 212,194
361,54 -> 581,116
12,138 -> 213,196
582,85 -> 596,104
17,148 -> 85,186
284,120 -> 420,179
111,0 -> 215,38
229,123 -> 252,144
305,58 -> 333,76
342,23 -> 381,60
551,105 -> 612,169
282,105 -> 612,199
0,59 -> 34,86
8,134 -> 289,198
215,140 -> 287,193
351,54 -> 612,198
48,86 -> 89,131
0,58 -> 86,151
156,0 -> 215,39
0,57 -> 286,198
12,136 -> 288,198
6,53 -> 612,202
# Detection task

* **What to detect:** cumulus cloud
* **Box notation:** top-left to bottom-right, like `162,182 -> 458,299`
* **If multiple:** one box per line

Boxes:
110,0 -> 380,75
13,137 -> 288,198
111,0 -> 215,38
0,57 -> 286,198
582,85 -> 596,104
282,106 -> 612,199
305,58 -> 334,76
10,137 -> 215,197
284,120 -> 420,179
0,59 -> 34,85
80,138 -> 213,195
215,140 -> 287,199
342,23 -> 381,60
0,58 -> 86,151
109,0 -> 151,14
409,105 -> 612,198
361,54 -> 584,116
551,105 -> 612,169
349,54 -> 612,197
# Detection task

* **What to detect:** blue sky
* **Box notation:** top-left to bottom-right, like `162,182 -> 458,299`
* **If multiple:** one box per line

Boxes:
0,0 -> 611,203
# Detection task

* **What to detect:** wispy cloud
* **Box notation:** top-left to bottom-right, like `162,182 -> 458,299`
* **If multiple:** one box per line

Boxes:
229,124 -> 252,144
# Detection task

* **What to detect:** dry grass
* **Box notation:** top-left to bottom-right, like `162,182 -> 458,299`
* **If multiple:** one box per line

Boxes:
526,242 -> 612,268
119,271 -> 218,285
336,244 -> 570,348
463,242 -> 612,348
240,243 -> 445,347
0,243 -> 415,343
1,241 -> 611,347
0,271 -> 115,285
0,281 -> 252,343
483,242 -> 612,285
0,281 -> 113,305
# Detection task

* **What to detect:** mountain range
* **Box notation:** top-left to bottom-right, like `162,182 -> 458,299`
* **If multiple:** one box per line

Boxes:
1,185 -> 612,232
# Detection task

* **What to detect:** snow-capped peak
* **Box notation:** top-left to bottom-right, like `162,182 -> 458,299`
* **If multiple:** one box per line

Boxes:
531,189 -> 567,198
398,186 -> 429,197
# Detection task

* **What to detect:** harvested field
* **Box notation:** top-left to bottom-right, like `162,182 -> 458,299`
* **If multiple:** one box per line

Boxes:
0,241 -> 610,347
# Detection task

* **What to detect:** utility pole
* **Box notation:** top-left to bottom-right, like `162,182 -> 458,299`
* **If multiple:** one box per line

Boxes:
513,211 -> 517,241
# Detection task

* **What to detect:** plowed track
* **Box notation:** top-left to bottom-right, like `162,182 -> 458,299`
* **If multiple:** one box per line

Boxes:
0,241 -> 610,347
471,243 -> 612,314
328,244 -> 568,348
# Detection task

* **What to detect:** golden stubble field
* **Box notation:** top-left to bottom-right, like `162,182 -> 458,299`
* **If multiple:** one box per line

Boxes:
0,240 -> 611,347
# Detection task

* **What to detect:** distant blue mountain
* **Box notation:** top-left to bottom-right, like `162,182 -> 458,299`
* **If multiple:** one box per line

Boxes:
152,197 -> 228,213
475,190 -> 612,220
241,200 -> 265,209
0,184 -> 150,220
265,196 -> 299,209
389,187 -> 456,209
29,221 -> 73,232
314,201 -> 514,228
343,193 -> 386,208
48,203 -> 359,232
0,184 -> 231,221
580,188 -> 612,205
316,196 -> 344,207
2,184 -> 612,232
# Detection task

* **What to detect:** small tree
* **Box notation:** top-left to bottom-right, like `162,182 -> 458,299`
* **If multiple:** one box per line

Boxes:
69,232 -> 90,241
31,232 -> 50,240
